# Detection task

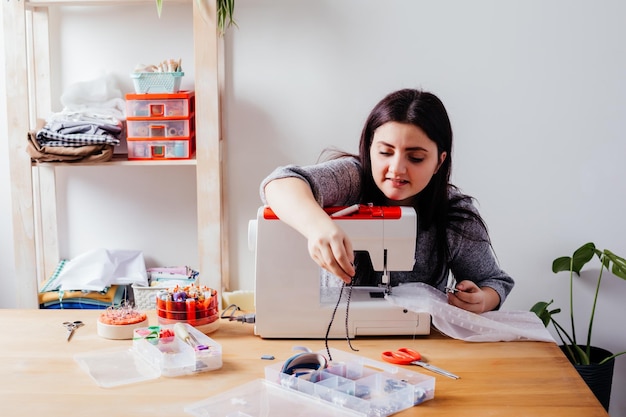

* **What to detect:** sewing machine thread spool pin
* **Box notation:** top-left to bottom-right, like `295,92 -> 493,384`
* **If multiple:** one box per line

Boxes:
330,204 -> 360,218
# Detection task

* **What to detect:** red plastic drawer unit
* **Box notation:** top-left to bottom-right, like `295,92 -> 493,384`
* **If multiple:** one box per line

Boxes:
125,91 -> 195,160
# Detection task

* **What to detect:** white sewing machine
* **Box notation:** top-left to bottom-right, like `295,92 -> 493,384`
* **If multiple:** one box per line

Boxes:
248,204 -> 431,339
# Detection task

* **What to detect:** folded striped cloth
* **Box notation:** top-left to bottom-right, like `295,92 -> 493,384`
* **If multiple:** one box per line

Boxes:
27,131 -> 114,163
38,261 -> 127,309
36,119 -> 121,147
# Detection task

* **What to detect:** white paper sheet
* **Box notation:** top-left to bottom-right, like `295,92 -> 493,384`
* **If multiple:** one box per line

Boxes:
53,248 -> 149,291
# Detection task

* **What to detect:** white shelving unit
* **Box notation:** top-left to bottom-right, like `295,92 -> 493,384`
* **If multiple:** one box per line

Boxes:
1,0 -> 227,308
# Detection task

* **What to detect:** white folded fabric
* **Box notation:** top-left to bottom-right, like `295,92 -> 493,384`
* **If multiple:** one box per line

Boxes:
386,282 -> 555,343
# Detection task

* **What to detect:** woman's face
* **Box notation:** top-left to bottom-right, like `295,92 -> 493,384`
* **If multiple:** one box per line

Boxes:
369,121 -> 446,205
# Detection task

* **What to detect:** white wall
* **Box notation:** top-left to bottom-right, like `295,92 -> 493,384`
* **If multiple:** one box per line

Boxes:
52,5 -> 200,269
1,0 -> 624,414
225,1 -> 626,415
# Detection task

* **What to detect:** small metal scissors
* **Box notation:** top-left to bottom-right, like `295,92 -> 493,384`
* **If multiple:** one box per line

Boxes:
381,347 -> 459,379
62,321 -> 84,342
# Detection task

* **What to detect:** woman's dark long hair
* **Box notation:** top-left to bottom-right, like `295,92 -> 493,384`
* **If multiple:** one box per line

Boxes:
357,89 -> 489,284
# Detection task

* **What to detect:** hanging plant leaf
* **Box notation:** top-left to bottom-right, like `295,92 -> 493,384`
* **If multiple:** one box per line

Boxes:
216,0 -> 237,35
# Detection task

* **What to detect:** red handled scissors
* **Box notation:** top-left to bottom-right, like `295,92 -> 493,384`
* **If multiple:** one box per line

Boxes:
381,347 -> 459,379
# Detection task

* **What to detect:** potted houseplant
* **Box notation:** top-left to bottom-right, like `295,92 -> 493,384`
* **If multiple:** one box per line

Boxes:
531,242 -> 626,411
156,0 -> 236,35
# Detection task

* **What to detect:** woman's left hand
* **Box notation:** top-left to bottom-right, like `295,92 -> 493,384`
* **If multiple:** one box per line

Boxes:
446,280 -> 500,313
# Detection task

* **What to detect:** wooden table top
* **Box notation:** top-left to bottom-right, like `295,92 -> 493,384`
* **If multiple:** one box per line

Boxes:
0,309 -> 608,417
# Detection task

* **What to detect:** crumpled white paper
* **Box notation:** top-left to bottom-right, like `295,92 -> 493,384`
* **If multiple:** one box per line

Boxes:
54,248 -> 149,291
386,282 -> 555,343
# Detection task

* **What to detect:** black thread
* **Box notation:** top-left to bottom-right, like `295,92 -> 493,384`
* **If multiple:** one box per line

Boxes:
324,284 -> 343,361
324,279 -> 358,362
344,280 -> 359,353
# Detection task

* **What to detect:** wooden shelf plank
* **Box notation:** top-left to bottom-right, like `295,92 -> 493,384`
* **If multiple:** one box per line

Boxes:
31,153 -> 198,167
26,0 -> 189,6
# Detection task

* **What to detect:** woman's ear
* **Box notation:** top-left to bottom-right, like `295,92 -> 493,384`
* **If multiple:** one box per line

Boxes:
434,151 -> 447,173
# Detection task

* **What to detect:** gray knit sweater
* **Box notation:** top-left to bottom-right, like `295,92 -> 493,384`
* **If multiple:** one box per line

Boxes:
260,157 -> 514,307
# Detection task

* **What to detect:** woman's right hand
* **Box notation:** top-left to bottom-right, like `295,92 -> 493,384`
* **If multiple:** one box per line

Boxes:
305,217 -> 355,283
264,177 -> 356,283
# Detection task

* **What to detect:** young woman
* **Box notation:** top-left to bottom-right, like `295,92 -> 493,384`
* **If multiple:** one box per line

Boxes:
260,88 -> 514,313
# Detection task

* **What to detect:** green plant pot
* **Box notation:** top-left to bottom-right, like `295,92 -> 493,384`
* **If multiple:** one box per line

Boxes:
560,345 -> 615,411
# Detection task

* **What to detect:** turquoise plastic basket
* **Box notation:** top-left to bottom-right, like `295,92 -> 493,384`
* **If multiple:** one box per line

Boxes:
130,72 -> 184,94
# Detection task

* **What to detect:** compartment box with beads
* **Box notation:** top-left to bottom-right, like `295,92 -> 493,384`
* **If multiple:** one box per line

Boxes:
263,348 -> 435,416
185,348 -> 435,417
74,324 -> 222,387
132,324 -> 222,377
126,91 -> 195,119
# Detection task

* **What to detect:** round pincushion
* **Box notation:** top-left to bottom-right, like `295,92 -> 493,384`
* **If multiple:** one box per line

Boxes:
97,306 -> 149,340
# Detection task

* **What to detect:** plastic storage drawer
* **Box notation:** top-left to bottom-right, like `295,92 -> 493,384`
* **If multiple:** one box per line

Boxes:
127,136 -> 195,160
126,91 -> 194,119
126,117 -> 194,138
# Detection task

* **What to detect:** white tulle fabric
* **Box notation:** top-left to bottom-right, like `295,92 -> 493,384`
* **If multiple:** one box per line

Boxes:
386,283 -> 555,343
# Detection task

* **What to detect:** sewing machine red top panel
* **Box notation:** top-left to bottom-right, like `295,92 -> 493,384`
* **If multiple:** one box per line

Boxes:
262,205 -> 402,220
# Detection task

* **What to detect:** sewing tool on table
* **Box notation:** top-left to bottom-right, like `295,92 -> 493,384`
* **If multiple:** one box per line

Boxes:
280,352 -> 328,378
63,320 -> 84,342
174,322 -> 208,351
249,204 -> 431,339
381,347 -> 459,379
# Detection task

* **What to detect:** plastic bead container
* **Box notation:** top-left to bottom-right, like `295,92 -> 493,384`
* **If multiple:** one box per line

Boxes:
185,348 -> 435,417
132,324 -> 222,377
74,324 -> 222,387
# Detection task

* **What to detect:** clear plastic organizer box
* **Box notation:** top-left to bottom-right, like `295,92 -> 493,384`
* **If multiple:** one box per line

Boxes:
126,118 -> 194,138
74,324 -> 222,388
132,324 -> 222,377
127,136 -> 195,160
185,348 -> 435,417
